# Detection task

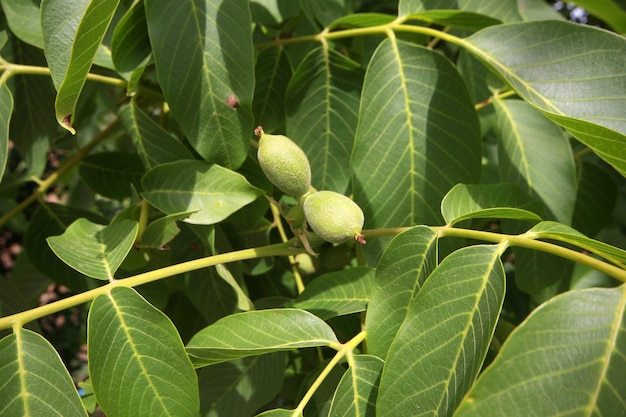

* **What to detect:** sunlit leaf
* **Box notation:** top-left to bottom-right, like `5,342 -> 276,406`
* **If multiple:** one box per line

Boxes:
399,0 -> 522,22
141,160 -> 264,225
0,328 -> 87,417
186,309 -> 339,367
47,219 -> 138,281
455,286 -> 626,416
328,355 -> 384,417
88,287 -> 199,417
377,245 -> 505,416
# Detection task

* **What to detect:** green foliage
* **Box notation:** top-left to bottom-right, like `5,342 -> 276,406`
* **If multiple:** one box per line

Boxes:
1,1 -> 626,416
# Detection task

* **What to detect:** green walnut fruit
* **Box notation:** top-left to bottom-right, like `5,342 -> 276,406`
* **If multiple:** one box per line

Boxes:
303,191 -> 366,244
256,127 -> 311,198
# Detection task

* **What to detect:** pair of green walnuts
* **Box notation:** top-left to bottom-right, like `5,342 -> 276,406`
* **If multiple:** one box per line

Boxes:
255,127 -> 365,254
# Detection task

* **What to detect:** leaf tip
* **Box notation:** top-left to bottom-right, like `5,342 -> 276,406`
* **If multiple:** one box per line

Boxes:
60,115 -> 76,135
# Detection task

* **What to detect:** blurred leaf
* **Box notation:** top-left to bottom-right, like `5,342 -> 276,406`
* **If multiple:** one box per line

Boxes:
530,221 -> 626,268
0,328 -> 87,417
198,352 -> 286,417
111,0 -> 151,72
23,204 -> 106,292
328,13 -> 396,30
455,286 -> 626,416
88,287 -> 199,417
0,84 -> 12,182
1,0 -> 44,48
249,0 -> 301,24
253,46 -> 292,133
572,162 -> 618,237
144,0 -> 254,168
516,0 -> 565,21
118,102 -> 194,169
140,211 -> 194,249
288,267 -> 375,320
352,39 -> 481,230
142,160 -> 264,225
466,21 -> 626,177
186,309 -> 339,367
441,183 -> 543,225
366,226 -> 438,359
494,99 -> 577,224
513,247 -> 574,295
300,0 -> 354,27
399,0 -> 522,22
41,0 -> 120,133
286,47 -> 364,193
79,151 -> 145,200
572,0 -> 626,33
47,218 -> 138,280
377,245 -> 505,416
328,355 -> 383,417
256,409 -> 301,417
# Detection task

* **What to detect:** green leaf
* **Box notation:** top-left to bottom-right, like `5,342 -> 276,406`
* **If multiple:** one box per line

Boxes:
186,309 -> 339,367
513,247 -> 573,295
406,10 -> 502,30
79,151 -> 145,200
111,1 -> 151,72
352,39 -> 481,230
118,102 -> 194,169
41,0 -> 120,133
140,211 -> 194,249
455,286 -> 626,416
377,245 -> 506,416
366,226 -> 438,359
198,352 -> 286,416
88,287 -> 199,417
328,13 -> 397,30
0,83 -> 12,182
0,328 -> 87,417
286,47 -> 364,193
23,204 -> 106,292
141,160 -> 264,225
494,99 -> 577,224
1,0 -> 44,48
328,355 -> 384,417
529,221 -> 626,268
399,0 -> 522,23
516,0 -> 566,21
465,21 -> 626,177
144,0 -> 255,168
47,218 -> 138,281
572,0 -> 626,33
256,409 -> 301,417
572,162 -> 618,237
253,46 -> 292,133
441,183 -> 543,225
287,267 -> 375,320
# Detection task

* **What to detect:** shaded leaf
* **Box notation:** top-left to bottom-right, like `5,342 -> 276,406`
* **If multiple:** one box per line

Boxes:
0,328 -> 87,417
572,0 -> 626,33
288,267 -> 375,320
253,46 -> 292,133
186,309 -> 339,367
88,287 -> 199,417
118,101 -> 194,169
140,211 -> 194,249
455,286 -> 626,417
328,13 -> 396,30
111,1 -> 151,72
1,0 -> 44,48
465,21 -> 626,177
352,39 -> 481,232
406,10 -> 502,30
79,151 -> 145,200
377,245 -> 505,416
144,0 -> 255,168
328,355 -> 384,417
513,247 -> 574,295
141,160 -> 264,225
41,0 -> 120,132
286,46 -> 364,193
572,162 -> 618,237
47,219 -> 138,281
198,352 -> 286,417
516,0 -> 565,21
494,99 -> 577,224
365,226 -> 438,359
441,183 -> 543,225
399,0 -> 522,23
0,83 -> 12,182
